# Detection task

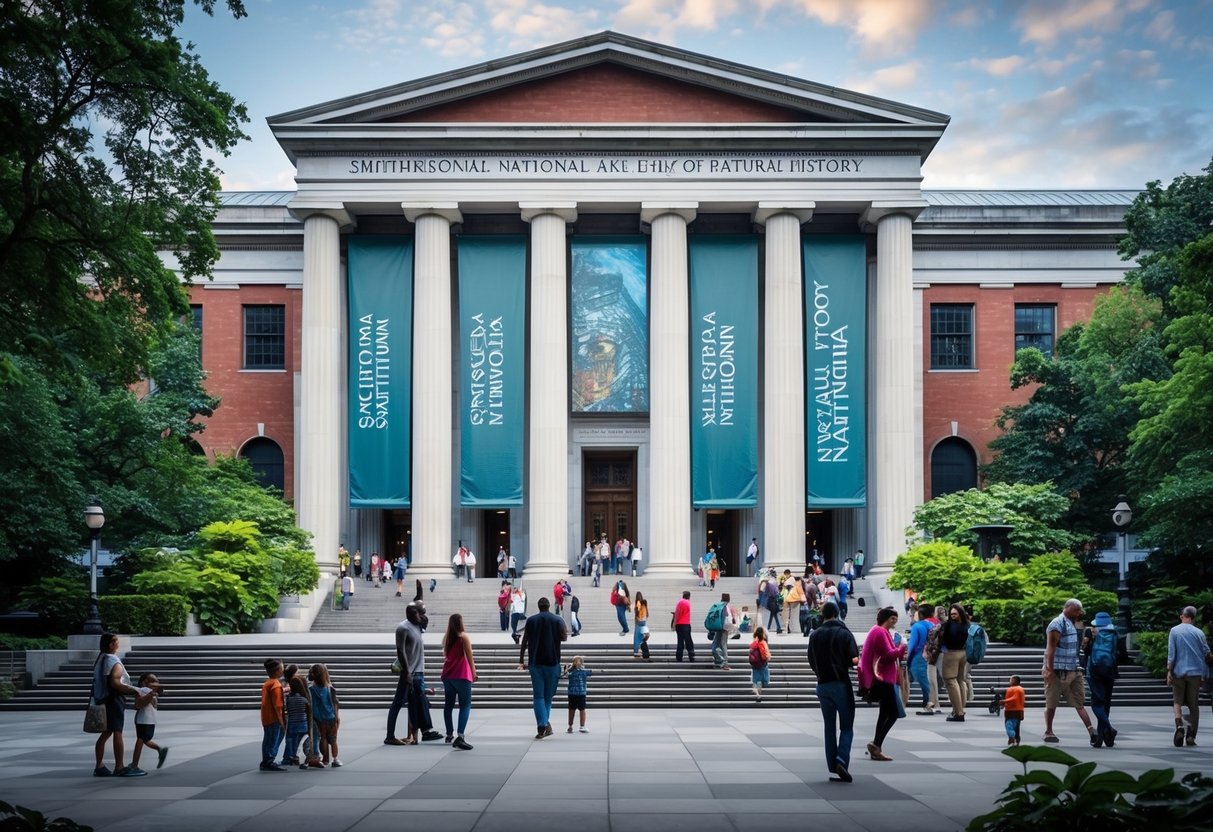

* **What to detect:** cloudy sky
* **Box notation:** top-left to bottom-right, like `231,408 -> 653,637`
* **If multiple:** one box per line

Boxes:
182,0 -> 1213,192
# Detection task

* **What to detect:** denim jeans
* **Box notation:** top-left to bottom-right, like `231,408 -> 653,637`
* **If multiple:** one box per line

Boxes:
633,623 -> 649,655
283,729 -> 306,762
1005,716 -> 1022,741
908,654 -> 931,707
261,722 -> 283,764
407,673 -> 433,733
571,612 -> 581,635
386,671 -> 410,740
499,610 -> 508,631
529,664 -> 561,728
817,681 -> 855,772
511,612 -> 525,634
443,678 -> 473,737
1087,673 -> 1115,738
616,604 -> 629,633
711,631 -> 729,667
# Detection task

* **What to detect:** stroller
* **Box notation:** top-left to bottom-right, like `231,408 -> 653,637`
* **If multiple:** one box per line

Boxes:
987,681 -> 1003,716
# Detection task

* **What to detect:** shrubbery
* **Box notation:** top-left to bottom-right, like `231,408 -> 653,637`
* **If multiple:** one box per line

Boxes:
1134,631 -> 1168,676
97,594 -> 190,636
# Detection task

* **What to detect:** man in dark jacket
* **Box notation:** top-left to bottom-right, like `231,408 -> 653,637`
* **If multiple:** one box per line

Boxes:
518,597 -> 568,739
807,601 -> 859,782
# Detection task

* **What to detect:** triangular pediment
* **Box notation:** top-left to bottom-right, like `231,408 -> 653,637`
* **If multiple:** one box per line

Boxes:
270,31 -> 948,128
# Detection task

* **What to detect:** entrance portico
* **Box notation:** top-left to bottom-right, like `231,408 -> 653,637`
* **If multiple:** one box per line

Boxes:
272,32 -> 946,580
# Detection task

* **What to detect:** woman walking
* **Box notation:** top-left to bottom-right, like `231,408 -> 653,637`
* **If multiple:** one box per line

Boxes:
440,613 -> 477,750
612,580 -> 631,636
859,607 -> 907,762
632,591 -> 651,660
92,632 -> 152,777
940,603 -> 970,722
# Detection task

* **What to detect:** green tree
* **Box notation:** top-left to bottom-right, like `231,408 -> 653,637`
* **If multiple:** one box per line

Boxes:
908,482 -> 1081,556
0,0 -> 248,383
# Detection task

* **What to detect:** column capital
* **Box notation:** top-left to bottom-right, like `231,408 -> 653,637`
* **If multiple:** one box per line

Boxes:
859,200 -> 928,231
640,203 -> 698,225
402,203 -> 463,224
289,202 -> 355,230
519,203 -> 577,223
752,203 -> 814,226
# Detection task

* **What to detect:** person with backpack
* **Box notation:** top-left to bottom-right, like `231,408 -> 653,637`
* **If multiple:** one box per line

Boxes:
963,613 -> 989,705
496,582 -> 512,631
1082,610 -> 1122,747
759,570 -> 783,634
610,580 -> 631,636
748,627 -> 771,701
705,592 -> 737,670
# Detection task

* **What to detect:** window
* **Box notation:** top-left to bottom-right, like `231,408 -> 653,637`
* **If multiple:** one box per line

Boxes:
930,304 -> 974,369
240,437 -> 284,492
1015,304 -> 1055,357
243,305 -> 285,369
931,438 -> 977,498
190,305 -> 203,363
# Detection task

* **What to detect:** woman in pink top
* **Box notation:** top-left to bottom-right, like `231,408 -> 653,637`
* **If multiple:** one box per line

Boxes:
859,606 -> 907,761
440,613 -> 477,751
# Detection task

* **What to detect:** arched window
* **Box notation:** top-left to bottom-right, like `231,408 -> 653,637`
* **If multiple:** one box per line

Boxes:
240,437 -> 284,492
931,438 -> 977,498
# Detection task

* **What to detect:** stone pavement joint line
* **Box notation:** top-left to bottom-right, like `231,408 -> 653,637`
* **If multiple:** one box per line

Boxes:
0,706 -> 1206,832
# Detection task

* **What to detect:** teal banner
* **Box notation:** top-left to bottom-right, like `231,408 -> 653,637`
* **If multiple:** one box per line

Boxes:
804,235 -> 867,507
458,237 -> 526,506
689,236 -> 759,508
347,236 -> 413,508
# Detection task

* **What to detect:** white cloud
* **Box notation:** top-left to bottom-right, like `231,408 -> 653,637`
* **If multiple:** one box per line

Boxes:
781,0 -> 934,54
615,0 -> 740,41
967,55 -> 1028,77
1015,0 -> 1124,45
422,4 -> 487,59
1144,9 -> 1175,42
845,60 -> 923,94
488,0 -> 602,48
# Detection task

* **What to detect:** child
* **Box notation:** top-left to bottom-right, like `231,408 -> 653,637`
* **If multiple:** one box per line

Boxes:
282,676 -> 311,767
1003,675 -> 1026,746
307,663 -> 341,768
562,656 -> 594,733
260,658 -> 286,771
129,672 -> 168,773
739,606 -> 753,633
748,627 -> 771,702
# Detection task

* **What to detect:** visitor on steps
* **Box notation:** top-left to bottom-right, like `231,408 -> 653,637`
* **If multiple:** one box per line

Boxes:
632,592 -> 651,660
674,590 -> 695,662
611,580 -> 631,635
510,587 -> 527,643
497,582 -> 512,631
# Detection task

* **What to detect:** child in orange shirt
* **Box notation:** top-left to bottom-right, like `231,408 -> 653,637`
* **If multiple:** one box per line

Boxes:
1003,675 -> 1026,746
260,658 -> 287,771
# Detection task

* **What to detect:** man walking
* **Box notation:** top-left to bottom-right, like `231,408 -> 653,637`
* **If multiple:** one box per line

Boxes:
709,593 -> 738,670
1042,598 -> 1098,745
385,601 -> 442,745
518,597 -> 568,739
807,601 -> 859,782
853,548 -> 865,580
746,538 -> 759,577
1167,605 -> 1211,747
674,590 -> 695,662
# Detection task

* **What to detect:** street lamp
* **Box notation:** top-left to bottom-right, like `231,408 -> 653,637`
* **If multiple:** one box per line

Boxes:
82,501 -> 105,635
1111,496 -> 1132,634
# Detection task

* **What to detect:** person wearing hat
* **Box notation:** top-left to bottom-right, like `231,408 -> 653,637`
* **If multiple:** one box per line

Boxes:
1081,611 -> 1124,747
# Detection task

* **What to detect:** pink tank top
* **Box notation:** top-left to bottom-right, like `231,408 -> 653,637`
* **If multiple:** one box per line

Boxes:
441,638 -> 473,681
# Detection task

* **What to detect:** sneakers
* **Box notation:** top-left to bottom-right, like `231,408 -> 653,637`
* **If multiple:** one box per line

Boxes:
157,747 -> 169,769
445,734 -> 454,744
1103,728 -> 1117,748
832,759 -> 852,783
1175,723 -> 1186,747
542,724 -> 554,738
118,766 -> 147,777
534,728 -> 547,740
260,761 -> 286,772
579,727 -> 589,733
330,759 -> 343,767
452,736 -> 473,751
566,726 -> 574,733
93,765 -> 112,777
421,730 -> 444,742
1089,729 -> 1102,748
1186,738 -> 1198,747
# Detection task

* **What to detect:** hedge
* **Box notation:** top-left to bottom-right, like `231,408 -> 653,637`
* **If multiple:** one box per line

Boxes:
972,590 -> 1118,646
97,595 -> 190,636
1134,631 -> 1168,677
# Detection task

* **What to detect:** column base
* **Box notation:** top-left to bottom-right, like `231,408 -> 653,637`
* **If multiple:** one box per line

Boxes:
639,563 -> 698,577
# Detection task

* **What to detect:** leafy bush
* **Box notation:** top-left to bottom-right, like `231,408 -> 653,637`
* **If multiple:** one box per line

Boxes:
16,577 -> 88,636
1132,584 -> 1213,633
0,634 -> 67,650
0,800 -> 92,831
1024,552 -> 1088,591
909,482 -> 1082,555
1135,631 -> 1169,677
275,546 -> 321,597
0,679 -> 15,700
972,591 -> 1118,645
887,541 -> 977,603
97,595 -> 189,636
968,744 -> 1213,831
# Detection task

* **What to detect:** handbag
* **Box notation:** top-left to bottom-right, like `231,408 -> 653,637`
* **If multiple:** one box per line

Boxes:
389,658 -> 402,674
83,695 -> 107,733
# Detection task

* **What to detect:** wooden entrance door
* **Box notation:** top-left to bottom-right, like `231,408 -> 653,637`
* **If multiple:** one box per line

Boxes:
583,451 -> 636,549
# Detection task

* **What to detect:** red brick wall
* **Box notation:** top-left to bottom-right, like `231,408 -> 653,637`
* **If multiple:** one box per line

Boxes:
921,283 -> 1107,499
188,285 -> 300,499
389,64 -> 805,123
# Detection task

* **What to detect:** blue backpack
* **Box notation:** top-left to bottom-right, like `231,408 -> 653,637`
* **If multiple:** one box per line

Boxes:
704,602 -> 727,633
1087,628 -> 1118,677
965,623 -> 988,665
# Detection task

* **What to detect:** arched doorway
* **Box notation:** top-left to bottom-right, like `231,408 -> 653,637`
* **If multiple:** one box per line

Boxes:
239,437 -> 284,492
931,437 -> 977,498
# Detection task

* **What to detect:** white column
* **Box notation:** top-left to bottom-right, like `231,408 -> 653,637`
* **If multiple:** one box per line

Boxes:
755,205 -> 814,575
641,204 -> 696,574
868,209 -> 917,575
403,205 -> 461,576
295,208 -> 348,571
521,204 -> 576,579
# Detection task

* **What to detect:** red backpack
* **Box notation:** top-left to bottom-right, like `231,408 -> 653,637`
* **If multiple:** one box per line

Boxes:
748,642 -> 766,668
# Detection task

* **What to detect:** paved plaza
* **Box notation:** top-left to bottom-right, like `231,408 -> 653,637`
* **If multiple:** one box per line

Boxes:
1,704 -> 1209,831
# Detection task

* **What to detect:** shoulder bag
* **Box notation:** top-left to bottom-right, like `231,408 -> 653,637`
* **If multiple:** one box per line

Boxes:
83,655 -> 107,733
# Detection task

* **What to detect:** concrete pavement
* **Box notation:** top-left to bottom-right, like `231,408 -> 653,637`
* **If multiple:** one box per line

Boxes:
0,704 -> 1208,831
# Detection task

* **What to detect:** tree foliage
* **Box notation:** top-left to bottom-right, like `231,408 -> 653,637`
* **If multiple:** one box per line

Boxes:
908,481 -> 1081,555
0,0 -> 248,383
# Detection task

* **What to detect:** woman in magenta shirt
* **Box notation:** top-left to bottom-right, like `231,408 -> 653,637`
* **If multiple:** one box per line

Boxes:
859,606 -> 907,761
440,613 -> 477,751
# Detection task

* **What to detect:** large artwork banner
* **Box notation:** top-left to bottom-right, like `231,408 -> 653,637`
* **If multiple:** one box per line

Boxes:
347,236 -> 414,508
689,236 -> 759,508
803,234 -> 867,507
458,237 -> 526,506
570,237 -> 649,412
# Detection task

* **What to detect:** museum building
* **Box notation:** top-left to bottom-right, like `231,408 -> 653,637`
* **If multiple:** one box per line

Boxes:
183,32 -> 1135,580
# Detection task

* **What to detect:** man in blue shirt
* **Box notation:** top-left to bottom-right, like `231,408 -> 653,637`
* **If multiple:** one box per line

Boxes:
1167,605 -> 1211,747
1042,599 -> 1098,745
907,605 -> 935,714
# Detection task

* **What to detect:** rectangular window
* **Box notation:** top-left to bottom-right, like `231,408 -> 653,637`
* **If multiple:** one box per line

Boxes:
243,305 -> 285,369
190,304 -> 203,364
930,304 -> 974,369
1015,304 -> 1055,357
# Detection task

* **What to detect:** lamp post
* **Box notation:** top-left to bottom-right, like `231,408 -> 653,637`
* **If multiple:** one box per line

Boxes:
82,501 -> 105,635
1111,496 -> 1132,634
